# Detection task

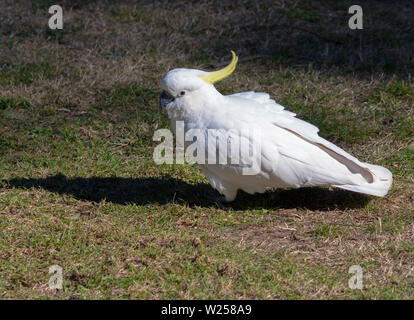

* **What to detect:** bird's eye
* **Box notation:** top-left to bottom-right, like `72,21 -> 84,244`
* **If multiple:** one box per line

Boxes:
180,91 -> 186,96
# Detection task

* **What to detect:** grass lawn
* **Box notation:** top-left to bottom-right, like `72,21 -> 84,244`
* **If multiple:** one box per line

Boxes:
0,0 -> 413,299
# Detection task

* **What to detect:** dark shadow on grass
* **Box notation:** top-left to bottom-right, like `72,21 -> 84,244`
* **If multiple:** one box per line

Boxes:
2,174 -> 371,211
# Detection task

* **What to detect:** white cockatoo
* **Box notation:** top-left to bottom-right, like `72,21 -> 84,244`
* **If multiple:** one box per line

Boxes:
159,51 -> 392,202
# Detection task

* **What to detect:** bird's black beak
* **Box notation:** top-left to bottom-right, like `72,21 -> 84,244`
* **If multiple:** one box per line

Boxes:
159,90 -> 175,108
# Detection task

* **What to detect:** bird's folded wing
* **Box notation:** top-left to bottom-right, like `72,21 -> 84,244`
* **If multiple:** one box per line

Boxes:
226,91 -> 392,188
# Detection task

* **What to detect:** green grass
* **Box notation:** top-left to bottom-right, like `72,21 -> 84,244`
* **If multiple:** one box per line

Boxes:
0,62 -> 55,85
0,0 -> 413,299
381,148 -> 414,177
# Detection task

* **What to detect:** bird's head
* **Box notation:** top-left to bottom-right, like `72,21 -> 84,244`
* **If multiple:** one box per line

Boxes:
160,51 -> 238,109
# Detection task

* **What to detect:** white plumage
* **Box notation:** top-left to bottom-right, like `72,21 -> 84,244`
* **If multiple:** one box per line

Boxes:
159,52 -> 392,202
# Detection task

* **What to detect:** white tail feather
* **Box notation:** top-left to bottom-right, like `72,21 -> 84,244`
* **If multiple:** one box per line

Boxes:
334,163 -> 393,197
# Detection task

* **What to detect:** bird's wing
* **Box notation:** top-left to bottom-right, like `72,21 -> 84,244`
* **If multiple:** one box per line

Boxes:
224,91 -> 392,196
228,91 -> 318,135
229,91 -> 295,115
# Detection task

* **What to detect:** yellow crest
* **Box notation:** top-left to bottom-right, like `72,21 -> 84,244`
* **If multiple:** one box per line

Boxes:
199,51 -> 238,84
